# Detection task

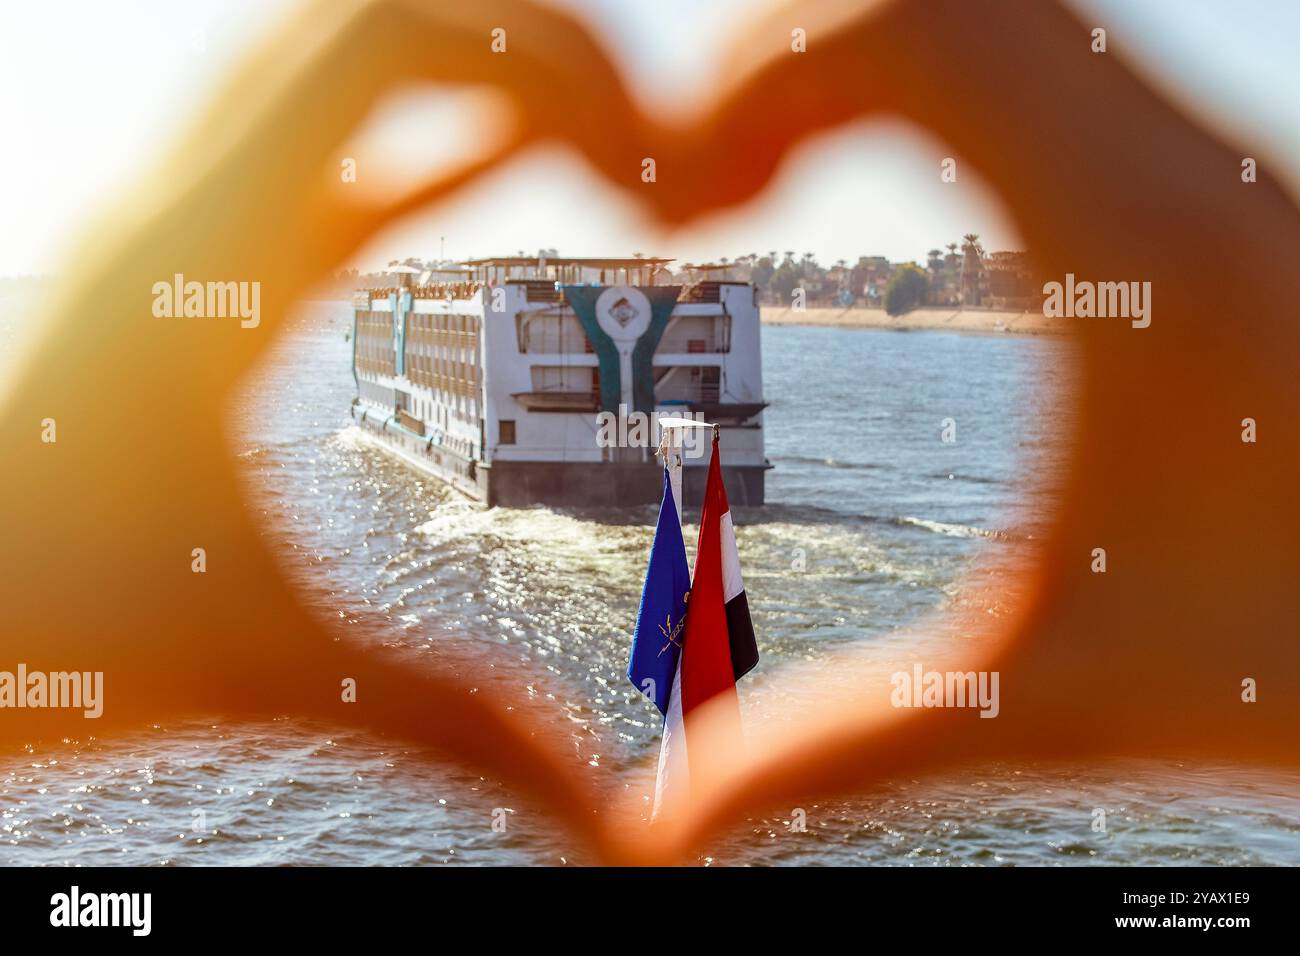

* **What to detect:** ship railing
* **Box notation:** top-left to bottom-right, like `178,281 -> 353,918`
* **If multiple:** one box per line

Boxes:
354,282 -> 485,302
680,280 -> 724,303
504,278 -> 562,303
653,382 -> 721,404
656,331 -> 726,354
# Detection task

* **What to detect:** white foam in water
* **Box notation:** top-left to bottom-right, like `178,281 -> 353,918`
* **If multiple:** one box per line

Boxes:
899,516 -> 1005,539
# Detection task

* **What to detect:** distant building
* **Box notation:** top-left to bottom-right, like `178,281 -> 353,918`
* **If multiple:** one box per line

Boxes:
926,245 -> 963,306
824,264 -> 854,306
854,256 -> 893,307
984,251 -> 1043,310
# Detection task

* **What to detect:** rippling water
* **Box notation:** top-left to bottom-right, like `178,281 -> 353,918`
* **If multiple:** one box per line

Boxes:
3,295 -> 1298,865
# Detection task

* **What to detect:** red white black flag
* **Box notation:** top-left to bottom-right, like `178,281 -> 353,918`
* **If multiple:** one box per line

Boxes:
654,430 -> 758,811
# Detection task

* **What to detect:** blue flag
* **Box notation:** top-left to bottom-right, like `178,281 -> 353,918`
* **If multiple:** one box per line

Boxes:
628,468 -> 691,715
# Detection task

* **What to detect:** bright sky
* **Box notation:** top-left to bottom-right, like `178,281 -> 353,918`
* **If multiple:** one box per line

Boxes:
0,0 -> 1296,275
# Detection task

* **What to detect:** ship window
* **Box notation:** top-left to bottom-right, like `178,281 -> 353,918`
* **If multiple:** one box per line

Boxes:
499,420 -> 516,445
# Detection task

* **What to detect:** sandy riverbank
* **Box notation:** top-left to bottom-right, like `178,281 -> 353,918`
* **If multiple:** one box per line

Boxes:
762,306 -> 1061,336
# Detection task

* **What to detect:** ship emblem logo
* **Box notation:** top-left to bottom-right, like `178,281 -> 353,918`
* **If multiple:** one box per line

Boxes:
608,296 -> 640,328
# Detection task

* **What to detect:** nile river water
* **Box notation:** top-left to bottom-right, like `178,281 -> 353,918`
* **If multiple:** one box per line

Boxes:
3,296 -> 1298,865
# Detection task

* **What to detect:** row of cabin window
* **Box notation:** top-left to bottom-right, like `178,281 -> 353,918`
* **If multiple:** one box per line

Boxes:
355,312 -> 395,374
407,311 -> 480,338
355,311 -> 479,346
405,353 -> 481,394
406,312 -> 478,394
355,311 -> 480,383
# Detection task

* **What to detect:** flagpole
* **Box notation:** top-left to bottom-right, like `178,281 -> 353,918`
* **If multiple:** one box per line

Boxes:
658,417 -> 713,531
666,427 -> 683,531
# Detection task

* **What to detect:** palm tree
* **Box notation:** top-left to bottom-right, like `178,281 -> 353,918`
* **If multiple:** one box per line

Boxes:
960,233 -> 984,307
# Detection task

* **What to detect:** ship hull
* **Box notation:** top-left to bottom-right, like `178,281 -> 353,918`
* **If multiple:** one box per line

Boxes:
352,404 -> 489,503
488,459 -> 766,509
354,405 -> 766,508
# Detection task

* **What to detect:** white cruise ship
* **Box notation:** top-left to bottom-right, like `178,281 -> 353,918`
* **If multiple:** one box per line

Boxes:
349,256 -> 769,507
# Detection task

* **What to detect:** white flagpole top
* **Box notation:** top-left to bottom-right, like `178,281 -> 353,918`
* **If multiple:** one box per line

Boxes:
658,417 -> 715,430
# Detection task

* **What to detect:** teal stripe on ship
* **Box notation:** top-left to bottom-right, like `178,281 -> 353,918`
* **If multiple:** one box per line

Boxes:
631,288 -> 680,412
562,286 -> 620,412
391,290 -> 412,377
350,309 -> 359,390
562,286 -> 681,415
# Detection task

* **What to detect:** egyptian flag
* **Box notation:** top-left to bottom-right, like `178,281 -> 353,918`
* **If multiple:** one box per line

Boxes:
678,431 -> 758,780
628,433 -> 758,813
